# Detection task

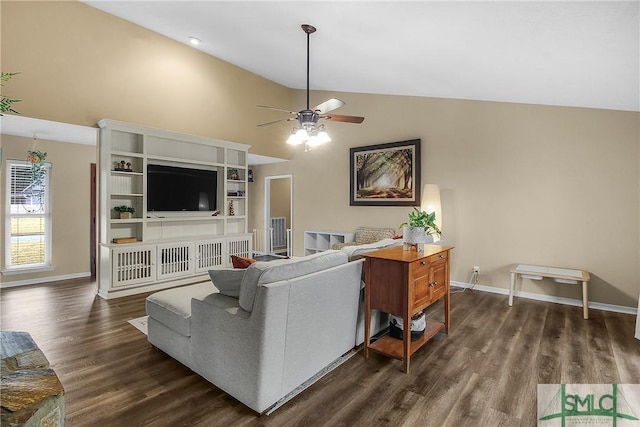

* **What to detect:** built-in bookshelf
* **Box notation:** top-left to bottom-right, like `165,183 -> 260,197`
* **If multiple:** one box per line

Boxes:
98,119 -> 252,299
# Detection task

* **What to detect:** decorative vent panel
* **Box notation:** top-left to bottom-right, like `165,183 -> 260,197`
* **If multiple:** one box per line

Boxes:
227,236 -> 252,262
195,239 -> 225,273
157,243 -> 193,280
112,246 -> 155,287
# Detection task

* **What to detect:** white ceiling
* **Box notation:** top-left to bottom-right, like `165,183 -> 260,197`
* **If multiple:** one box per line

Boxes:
82,0 -> 639,112
0,114 -> 98,146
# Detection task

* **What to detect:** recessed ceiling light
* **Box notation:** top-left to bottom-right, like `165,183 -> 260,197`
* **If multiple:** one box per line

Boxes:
189,36 -> 201,46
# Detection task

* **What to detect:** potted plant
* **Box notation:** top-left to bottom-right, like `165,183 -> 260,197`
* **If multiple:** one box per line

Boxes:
399,207 -> 442,244
114,205 -> 135,219
1,71 -> 21,116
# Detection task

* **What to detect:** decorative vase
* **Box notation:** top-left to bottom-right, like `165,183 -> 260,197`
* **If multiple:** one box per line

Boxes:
119,212 -> 131,219
403,226 -> 426,244
402,226 -> 434,251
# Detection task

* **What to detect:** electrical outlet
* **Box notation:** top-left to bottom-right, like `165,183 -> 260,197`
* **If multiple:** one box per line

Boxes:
473,265 -> 480,274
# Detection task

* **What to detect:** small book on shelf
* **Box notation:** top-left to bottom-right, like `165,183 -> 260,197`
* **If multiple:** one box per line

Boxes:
112,237 -> 137,244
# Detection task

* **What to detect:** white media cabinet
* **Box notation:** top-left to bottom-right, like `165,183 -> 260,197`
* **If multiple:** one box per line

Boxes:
98,119 -> 251,299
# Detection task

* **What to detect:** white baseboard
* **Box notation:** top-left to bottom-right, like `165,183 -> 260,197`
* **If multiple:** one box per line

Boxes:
451,280 -> 637,316
0,272 -> 92,289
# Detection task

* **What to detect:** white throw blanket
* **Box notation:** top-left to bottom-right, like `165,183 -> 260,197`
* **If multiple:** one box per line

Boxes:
339,238 -> 401,261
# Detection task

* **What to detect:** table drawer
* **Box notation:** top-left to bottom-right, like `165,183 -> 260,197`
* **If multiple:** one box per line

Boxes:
428,251 -> 448,264
410,259 -> 432,279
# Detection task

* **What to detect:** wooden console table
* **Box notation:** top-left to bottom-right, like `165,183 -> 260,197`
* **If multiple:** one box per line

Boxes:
509,264 -> 590,319
363,245 -> 453,373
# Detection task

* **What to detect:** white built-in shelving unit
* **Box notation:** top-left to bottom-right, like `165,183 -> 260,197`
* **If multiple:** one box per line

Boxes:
303,230 -> 355,256
98,119 -> 252,299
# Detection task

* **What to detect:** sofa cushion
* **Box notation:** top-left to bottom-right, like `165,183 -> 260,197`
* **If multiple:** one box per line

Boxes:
355,226 -> 396,245
146,282 -> 216,337
208,269 -> 245,298
231,255 -> 256,269
238,250 -> 348,312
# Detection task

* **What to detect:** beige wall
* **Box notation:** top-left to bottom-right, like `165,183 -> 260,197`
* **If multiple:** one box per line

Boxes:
1,1 -> 294,159
1,135 -> 96,284
255,91 -> 640,308
2,1 -> 638,308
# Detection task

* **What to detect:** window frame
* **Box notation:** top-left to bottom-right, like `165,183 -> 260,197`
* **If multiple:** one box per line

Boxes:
3,159 -> 53,273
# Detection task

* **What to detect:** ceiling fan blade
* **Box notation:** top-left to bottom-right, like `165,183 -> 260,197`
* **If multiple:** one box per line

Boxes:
313,98 -> 345,114
257,117 -> 297,127
324,114 -> 365,124
256,105 -> 298,115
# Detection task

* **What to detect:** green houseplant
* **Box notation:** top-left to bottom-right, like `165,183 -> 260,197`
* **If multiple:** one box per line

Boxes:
114,205 -> 135,219
1,72 -> 21,115
399,207 -> 442,243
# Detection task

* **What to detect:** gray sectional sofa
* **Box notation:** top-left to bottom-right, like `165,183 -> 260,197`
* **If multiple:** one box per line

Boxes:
146,250 -> 364,413
145,239 -> 402,413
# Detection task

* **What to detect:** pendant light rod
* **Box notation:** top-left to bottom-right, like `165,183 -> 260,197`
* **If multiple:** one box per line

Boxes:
301,24 -> 316,111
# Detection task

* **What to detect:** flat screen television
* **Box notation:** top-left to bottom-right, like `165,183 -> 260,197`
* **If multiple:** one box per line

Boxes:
147,164 -> 217,212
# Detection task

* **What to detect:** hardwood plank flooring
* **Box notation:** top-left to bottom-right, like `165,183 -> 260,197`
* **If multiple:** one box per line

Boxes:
1,280 -> 638,426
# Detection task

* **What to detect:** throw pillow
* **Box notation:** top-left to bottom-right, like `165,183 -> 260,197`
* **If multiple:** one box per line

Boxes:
208,269 -> 246,298
231,255 -> 256,269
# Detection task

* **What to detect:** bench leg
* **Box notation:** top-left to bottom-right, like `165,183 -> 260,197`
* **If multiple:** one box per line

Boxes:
582,281 -> 589,319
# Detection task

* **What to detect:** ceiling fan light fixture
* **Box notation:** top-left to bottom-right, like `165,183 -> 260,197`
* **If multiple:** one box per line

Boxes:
295,127 -> 309,141
306,135 -> 322,148
305,126 -> 330,149
257,24 -> 364,148
317,125 -> 331,143
286,129 -> 303,145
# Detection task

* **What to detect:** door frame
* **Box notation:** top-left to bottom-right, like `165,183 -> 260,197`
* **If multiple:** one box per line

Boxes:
90,163 -> 97,279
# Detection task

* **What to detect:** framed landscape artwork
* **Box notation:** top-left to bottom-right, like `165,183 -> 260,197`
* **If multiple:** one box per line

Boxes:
349,139 -> 421,206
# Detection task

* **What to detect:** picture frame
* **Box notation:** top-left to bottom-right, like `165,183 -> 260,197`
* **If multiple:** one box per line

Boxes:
350,139 -> 421,206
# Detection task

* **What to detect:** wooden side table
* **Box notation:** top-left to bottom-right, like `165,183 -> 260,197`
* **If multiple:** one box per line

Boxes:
363,245 -> 453,373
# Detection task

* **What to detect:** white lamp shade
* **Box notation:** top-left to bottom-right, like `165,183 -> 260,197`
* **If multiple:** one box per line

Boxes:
295,128 -> 309,141
286,132 -> 302,145
421,184 -> 442,234
317,129 -> 331,143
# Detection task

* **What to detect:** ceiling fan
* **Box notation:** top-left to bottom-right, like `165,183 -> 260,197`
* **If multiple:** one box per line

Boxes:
257,24 -> 365,148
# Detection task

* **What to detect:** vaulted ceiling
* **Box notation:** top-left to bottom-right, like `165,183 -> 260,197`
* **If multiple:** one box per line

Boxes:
82,1 -> 639,112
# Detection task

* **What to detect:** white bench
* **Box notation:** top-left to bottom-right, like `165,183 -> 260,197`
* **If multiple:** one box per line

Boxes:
509,264 -> 590,319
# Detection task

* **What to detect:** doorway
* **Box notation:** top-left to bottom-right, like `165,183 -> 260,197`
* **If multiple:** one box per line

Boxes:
264,174 -> 293,256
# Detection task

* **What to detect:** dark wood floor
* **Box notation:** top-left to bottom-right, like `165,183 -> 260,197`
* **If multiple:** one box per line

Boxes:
1,279 -> 638,426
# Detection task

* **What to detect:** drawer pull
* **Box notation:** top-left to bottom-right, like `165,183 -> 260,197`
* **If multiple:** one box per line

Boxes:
420,261 -> 426,266
439,255 -> 445,259
429,281 -> 437,287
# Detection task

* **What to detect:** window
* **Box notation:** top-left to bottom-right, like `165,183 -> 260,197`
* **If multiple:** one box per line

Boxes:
4,159 -> 52,272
